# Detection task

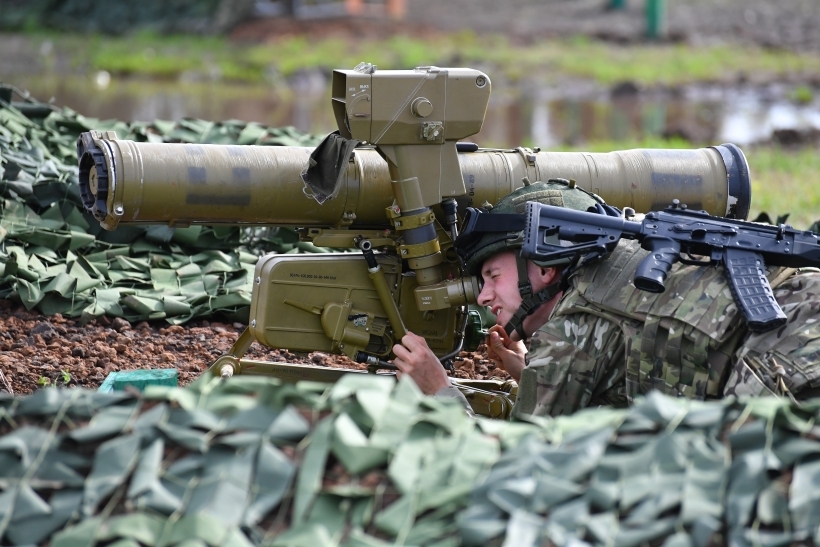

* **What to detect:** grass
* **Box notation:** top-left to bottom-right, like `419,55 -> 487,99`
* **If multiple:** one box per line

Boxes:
534,38 -> 820,86
19,29 -> 820,86
744,146 -> 820,230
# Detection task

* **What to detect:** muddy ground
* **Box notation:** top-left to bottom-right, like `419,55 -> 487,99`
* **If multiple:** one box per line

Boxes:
235,0 -> 820,53
403,0 -> 820,52
0,301 -> 506,395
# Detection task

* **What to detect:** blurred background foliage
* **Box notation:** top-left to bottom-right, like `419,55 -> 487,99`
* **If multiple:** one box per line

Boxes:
6,29 -> 820,85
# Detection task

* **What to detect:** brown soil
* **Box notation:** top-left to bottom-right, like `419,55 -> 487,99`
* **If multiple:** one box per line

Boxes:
229,16 -> 445,43
0,300 -> 505,395
231,1 -> 820,53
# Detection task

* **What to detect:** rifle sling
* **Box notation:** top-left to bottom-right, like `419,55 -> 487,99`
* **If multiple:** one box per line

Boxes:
768,267 -> 798,290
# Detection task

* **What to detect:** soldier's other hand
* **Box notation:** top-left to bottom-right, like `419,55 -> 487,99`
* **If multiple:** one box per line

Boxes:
486,325 -> 526,382
392,332 -> 451,395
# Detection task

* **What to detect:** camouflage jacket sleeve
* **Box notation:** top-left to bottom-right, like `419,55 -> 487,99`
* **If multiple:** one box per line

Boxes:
723,269 -> 820,400
512,311 -> 629,419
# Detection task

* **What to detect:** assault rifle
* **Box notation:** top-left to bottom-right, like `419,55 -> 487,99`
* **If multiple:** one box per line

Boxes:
522,200 -> 820,332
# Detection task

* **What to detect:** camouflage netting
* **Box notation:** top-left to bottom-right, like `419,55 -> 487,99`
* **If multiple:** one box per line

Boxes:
0,376 -> 819,546
462,394 -> 820,547
0,375 -> 510,546
0,84 -> 324,325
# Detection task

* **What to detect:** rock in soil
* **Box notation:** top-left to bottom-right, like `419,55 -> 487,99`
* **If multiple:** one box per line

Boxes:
0,302 -> 504,395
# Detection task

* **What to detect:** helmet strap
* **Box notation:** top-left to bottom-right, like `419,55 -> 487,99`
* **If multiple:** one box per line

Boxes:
502,256 -> 563,343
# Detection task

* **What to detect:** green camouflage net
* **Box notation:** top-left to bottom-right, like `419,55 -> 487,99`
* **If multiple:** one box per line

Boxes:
0,376 -> 818,546
0,84 -> 324,324
0,375 -> 516,546
462,393 -> 820,547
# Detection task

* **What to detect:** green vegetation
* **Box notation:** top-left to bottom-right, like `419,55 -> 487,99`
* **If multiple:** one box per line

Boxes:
791,84 -> 814,104
744,145 -> 820,230
533,37 -> 820,85
22,30 -> 820,85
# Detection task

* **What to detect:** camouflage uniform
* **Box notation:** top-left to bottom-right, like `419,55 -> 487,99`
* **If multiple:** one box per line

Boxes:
513,239 -> 820,419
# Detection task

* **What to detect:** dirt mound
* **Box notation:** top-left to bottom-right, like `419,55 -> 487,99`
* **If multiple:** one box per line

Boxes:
0,301 -> 505,395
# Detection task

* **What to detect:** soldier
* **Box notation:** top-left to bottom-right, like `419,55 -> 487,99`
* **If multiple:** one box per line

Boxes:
391,180 -> 820,419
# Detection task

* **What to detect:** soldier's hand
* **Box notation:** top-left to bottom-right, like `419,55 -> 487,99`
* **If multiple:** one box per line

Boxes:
486,325 -> 527,382
392,332 -> 451,395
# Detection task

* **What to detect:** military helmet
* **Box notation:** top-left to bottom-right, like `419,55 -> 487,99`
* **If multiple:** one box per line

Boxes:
457,178 -> 606,275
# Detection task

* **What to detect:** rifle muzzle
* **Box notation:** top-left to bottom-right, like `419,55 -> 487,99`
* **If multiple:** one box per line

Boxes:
77,130 -> 751,230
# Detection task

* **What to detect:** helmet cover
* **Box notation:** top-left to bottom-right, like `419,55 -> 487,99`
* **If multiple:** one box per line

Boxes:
460,179 -> 605,275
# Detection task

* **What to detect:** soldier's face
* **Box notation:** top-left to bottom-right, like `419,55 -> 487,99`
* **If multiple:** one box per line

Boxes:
477,251 -> 526,328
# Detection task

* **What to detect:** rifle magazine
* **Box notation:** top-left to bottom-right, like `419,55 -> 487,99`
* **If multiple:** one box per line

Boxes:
724,248 -> 788,332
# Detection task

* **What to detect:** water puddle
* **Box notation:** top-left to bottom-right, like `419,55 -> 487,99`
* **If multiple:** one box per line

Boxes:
5,72 -> 819,148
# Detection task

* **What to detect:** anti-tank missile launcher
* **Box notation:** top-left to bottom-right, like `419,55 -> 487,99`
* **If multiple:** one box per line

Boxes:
77,65 -> 752,418
77,138 -> 750,231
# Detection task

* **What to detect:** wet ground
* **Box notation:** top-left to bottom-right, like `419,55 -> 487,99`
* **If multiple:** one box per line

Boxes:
409,0 -> 820,52
232,3 -> 820,146
7,64 -> 820,149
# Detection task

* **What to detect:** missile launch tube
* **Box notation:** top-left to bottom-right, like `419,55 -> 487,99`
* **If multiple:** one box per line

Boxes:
77,131 -> 751,230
